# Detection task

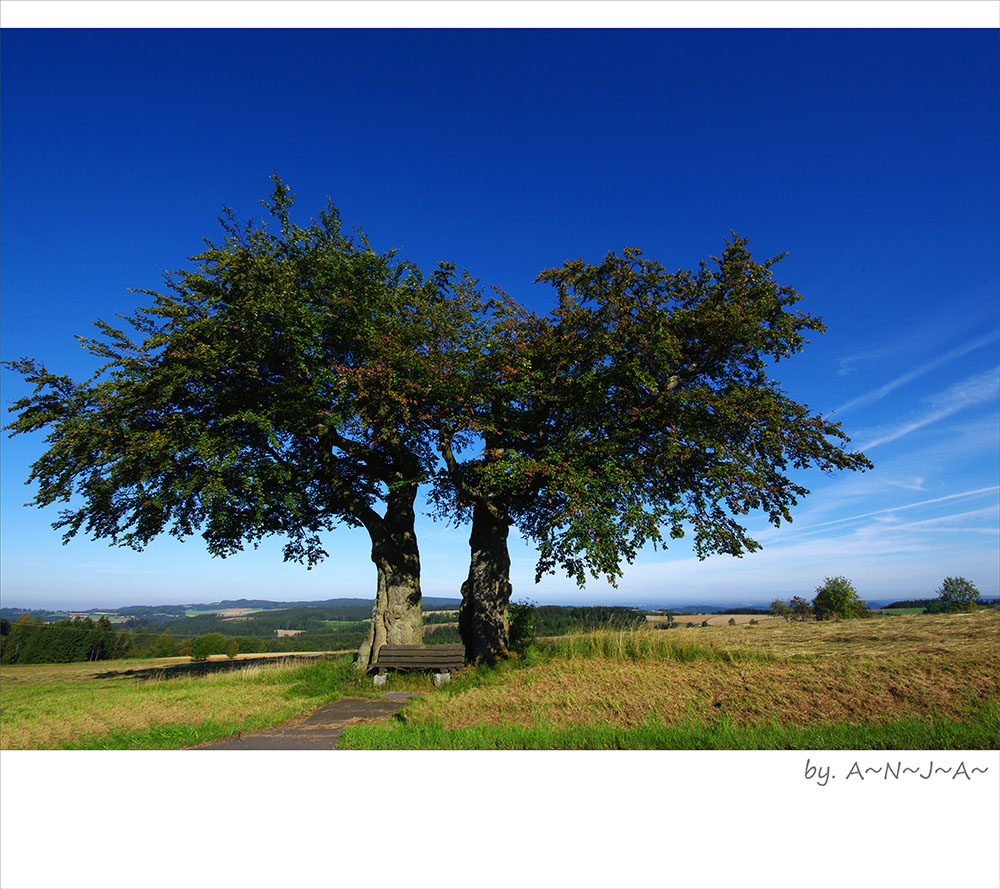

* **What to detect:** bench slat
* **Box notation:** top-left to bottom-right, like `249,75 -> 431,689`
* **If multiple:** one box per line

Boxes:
378,659 -> 464,666
379,648 -> 463,654
380,645 -> 464,652
370,643 -> 465,674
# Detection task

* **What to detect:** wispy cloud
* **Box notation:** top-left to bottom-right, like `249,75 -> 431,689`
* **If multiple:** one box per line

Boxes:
771,485 -> 1000,538
889,505 -> 999,534
838,342 -> 906,378
882,477 -> 926,492
856,365 -> 1000,451
835,328 -> 1000,413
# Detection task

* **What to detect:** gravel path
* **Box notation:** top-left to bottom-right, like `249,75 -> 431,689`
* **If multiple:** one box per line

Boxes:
193,692 -> 420,750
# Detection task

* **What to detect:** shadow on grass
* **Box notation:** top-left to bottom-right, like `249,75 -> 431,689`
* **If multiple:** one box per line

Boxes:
93,654 -> 336,682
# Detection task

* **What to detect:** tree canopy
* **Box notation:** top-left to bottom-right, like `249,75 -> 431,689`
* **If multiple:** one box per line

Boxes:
3,178 -> 482,667
4,180 -> 873,667
431,239 -> 873,659
926,576 -> 983,613
812,576 -> 868,620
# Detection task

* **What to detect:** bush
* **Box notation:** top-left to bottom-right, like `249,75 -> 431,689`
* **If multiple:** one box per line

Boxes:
925,577 -> 983,613
508,601 -> 536,654
770,598 -> 792,622
728,618 -> 736,626
812,576 -> 867,620
789,596 -> 813,621
701,620 -> 709,627
225,640 -> 239,659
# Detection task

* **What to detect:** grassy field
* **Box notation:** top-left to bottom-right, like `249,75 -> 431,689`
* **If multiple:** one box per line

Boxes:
340,610 -> 1000,749
3,611 -> 997,750
0,653 -> 382,749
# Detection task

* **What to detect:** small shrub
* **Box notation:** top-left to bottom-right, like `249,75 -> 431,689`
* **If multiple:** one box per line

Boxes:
770,598 -> 792,622
508,600 -> 536,654
790,596 -> 813,621
749,619 -> 758,626
225,640 -> 239,659
701,620 -> 709,627
728,618 -> 736,626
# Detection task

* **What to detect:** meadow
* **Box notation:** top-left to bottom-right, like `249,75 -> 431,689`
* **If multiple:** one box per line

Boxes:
1,610 -> 996,750
340,610 -> 1000,749
0,654 -> 370,749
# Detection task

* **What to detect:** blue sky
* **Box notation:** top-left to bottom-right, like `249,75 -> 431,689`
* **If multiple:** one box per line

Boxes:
2,23 -> 997,610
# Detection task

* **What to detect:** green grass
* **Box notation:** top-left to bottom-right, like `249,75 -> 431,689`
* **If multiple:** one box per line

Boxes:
1,655 -> 365,750
873,607 -> 926,616
338,699 -> 1000,750
62,711 -> 308,750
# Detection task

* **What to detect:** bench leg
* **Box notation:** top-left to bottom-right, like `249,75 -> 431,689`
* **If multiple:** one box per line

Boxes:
373,672 -> 388,687
433,672 -> 452,688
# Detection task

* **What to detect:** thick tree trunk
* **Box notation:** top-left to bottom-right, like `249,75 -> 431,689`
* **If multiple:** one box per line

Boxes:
459,502 -> 513,664
356,486 -> 424,671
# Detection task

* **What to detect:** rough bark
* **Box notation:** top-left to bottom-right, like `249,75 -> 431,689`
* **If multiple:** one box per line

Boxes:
355,484 -> 424,671
459,502 -> 513,664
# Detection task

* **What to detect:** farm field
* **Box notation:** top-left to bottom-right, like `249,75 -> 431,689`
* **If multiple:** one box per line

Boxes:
339,611 -> 1000,749
645,612 -> 785,627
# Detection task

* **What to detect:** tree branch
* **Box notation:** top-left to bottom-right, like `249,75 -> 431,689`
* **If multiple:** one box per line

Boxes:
317,430 -> 383,533
437,426 -> 508,524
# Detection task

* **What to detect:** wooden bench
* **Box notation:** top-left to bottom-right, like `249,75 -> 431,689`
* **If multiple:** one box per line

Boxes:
369,644 -> 465,686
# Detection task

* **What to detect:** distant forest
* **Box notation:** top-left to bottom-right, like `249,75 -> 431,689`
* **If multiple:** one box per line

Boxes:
0,600 -> 459,665
8,596 -> 991,665
0,601 -> 647,665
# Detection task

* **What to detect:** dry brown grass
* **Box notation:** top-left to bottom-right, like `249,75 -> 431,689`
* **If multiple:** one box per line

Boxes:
646,613 -> 786,627
401,611 -> 1000,732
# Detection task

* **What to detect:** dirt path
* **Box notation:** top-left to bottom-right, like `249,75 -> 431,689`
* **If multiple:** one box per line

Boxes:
192,692 -> 419,750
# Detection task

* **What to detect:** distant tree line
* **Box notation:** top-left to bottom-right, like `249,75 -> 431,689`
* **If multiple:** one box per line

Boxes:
0,602 -> 643,665
0,613 -> 371,665
135,605 -> 373,638
0,616 -> 128,664
423,611 -> 459,625
532,605 -> 646,635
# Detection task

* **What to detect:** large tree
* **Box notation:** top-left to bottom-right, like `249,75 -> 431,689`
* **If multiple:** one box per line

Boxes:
436,237 -> 873,662
3,179 -> 479,669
